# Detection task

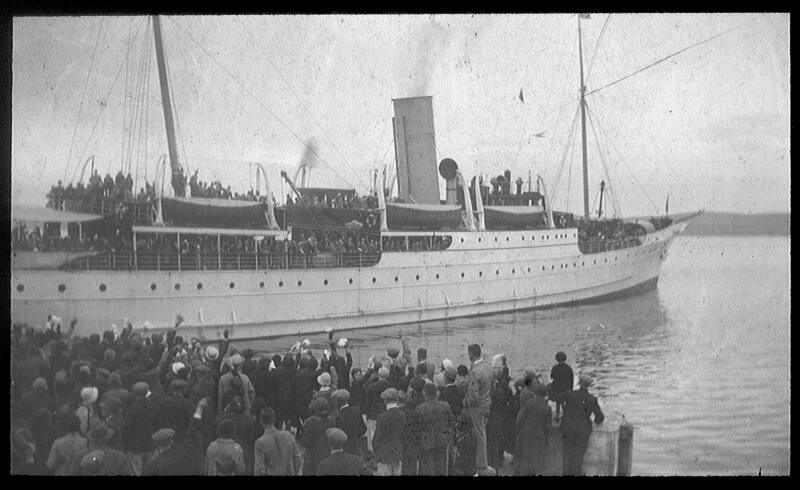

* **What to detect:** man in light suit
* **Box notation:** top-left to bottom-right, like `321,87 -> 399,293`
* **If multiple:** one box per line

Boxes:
253,407 -> 302,476
462,344 -> 494,476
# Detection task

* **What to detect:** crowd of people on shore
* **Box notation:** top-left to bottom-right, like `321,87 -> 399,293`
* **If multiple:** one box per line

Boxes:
11,316 -> 605,477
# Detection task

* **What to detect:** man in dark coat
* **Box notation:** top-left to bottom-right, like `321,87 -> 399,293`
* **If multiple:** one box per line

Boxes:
487,357 -> 514,470
333,389 -> 366,456
300,397 -> 332,476
316,428 -> 370,476
159,379 -> 194,444
364,366 -> 391,452
514,384 -> 552,475
141,428 -> 191,476
439,364 -> 464,417
293,356 -> 319,433
273,355 -> 297,430
213,396 -> 256,474
372,388 -> 406,476
349,368 -> 365,410
327,333 -> 353,392
550,351 -> 574,421
122,382 -> 161,458
416,383 -> 455,475
560,374 -> 604,476
398,391 -> 421,475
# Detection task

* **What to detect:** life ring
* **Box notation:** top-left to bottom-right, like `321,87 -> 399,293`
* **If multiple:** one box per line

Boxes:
366,214 -> 377,228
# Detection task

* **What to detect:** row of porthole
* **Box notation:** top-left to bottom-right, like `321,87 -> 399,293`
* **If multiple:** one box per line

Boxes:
459,233 -> 575,244
21,250 -> 657,295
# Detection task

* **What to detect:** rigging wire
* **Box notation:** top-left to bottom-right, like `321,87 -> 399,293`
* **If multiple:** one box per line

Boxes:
550,105 -> 581,201
235,16 -> 369,191
586,103 -> 659,214
73,21 -> 145,181
586,105 -> 622,217
584,13 -> 766,98
121,18 -> 132,180
166,17 -> 359,191
585,14 -> 611,87
65,18 -> 105,183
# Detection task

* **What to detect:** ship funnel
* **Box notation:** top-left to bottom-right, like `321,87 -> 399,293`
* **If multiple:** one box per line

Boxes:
439,158 -> 459,205
392,96 -> 440,204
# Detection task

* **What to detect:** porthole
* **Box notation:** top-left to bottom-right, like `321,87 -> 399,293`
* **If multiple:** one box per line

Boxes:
593,260 -> 597,265
574,263 -> 577,267
478,238 -> 482,243
506,237 -> 509,241
461,272 -> 465,278
297,281 -> 303,287
349,278 -> 353,284
522,237 -> 525,241
99,284 -> 107,292
435,274 -> 439,279
604,259 -> 607,263
479,271 -> 483,277
551,265 -> 555,270
527,267 -> 531,272
16,284 -> 24,292
174,284 -> 180,291
531,236 -> 535,240
230,282 -> 236,289
542,266 -> 545,271
149,284 -> 156,291
582,262 -> 585,266
496,270 -> 500,275
58,284 -> 67,292
512,269 -> 515,274
494,237 -> 498,242
279,281 -> 284,287
323,279 -> 328,286
394,276 -> 399,282
260,282 -> 265,288
416,275 -> 420,281
197,283 -> 203,290
460,238 -> 464,243
372,277 -> 377,283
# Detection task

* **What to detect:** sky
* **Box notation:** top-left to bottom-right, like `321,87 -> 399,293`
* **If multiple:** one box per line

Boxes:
12,13 -> 790,216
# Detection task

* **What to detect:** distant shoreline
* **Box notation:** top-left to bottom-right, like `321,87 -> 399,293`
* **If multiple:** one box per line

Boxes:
681,212 -> 790,236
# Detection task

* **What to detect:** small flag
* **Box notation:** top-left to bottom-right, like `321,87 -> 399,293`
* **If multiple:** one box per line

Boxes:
518,88 -> 524,103
579,13 -> 591,19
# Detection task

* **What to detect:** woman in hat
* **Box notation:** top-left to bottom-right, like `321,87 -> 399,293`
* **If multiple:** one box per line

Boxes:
300,397 -> 333,476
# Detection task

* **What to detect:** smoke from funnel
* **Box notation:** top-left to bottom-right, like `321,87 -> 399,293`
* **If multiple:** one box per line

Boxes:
411,18 -> 450,96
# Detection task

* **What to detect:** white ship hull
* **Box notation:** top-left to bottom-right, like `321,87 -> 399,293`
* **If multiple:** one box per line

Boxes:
11,222 -> 688,340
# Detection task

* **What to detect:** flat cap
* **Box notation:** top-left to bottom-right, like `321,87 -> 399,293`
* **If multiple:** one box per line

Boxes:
317,372 -> 331,386
331,389 -> 350,402
409,377 -> 426,392
380,387 -> 399,402
152,428 -> 176,446
325,427 -> 348,446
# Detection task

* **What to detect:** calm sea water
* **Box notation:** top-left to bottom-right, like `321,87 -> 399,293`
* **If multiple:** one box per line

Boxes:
241,236 -> 791,476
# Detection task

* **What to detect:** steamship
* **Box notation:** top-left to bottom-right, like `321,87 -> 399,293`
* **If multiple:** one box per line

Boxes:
10,16 -> 697,340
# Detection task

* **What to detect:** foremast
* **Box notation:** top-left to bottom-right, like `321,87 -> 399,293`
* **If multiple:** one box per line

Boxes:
152,15 -> 186,197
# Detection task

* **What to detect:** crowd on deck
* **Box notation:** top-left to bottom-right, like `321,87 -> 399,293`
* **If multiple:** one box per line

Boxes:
11,317 -> 605,476
47,171 -> 157,211
285,192 -> 378,211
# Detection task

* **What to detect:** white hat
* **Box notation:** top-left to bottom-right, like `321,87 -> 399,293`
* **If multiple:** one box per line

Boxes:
205,346 -> 219,360
337,338 -> 348,348
171,362 -> 186,376
80,386 -> 99,405
301,339 -> 311,347
229,354 -> 243,366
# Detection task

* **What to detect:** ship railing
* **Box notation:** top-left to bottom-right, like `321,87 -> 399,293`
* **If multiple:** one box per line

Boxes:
578,236 -> 643,254
58,197 -> 154,224
66,251 -> 382,271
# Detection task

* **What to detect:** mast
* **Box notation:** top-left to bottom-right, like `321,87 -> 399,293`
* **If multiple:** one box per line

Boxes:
152,15 -> 185,197
578,15 -> 590,220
